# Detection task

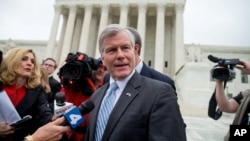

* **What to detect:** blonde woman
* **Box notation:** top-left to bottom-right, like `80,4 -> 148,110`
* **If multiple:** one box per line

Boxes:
0,48 -> 53,141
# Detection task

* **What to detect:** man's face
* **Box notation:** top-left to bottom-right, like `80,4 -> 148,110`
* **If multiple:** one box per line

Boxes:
101,31 -> 136,80
93,63 -> 108,83
42,60 -> 56,75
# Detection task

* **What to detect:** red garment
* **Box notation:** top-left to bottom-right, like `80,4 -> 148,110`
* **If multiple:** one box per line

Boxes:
3,85 -> 26,107
60,77 -> 96,141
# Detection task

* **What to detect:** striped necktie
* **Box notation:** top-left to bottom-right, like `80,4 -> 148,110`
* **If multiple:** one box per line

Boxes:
95,82 -> 118,141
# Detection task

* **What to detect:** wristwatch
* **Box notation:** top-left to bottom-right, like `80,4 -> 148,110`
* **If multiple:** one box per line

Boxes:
24,135 -> 33,141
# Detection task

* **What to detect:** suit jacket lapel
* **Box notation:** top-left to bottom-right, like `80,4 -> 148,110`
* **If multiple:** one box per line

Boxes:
102,72 -> 141,141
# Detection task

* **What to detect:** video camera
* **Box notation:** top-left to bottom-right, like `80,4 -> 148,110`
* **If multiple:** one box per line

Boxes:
208,55 -> 240,81
59,52 -> 100,81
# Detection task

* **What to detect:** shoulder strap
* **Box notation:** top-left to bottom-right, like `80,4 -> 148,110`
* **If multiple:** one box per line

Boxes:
208,90 -> 222,120
208,80 -> 228,120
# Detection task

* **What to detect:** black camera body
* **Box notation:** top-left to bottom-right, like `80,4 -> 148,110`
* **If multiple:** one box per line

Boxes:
208,55 -> 239,81
59,52 -> 100,81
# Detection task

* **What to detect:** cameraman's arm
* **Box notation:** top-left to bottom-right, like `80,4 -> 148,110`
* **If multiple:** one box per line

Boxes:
215,80 -> 239,113
236,60 -> 250,74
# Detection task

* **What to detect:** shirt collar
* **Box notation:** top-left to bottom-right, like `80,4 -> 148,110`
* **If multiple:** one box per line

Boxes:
135,59 -> 143,73
109,70 -> 135,92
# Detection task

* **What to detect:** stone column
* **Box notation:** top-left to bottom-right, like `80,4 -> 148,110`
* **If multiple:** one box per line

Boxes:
71,12 -> 83,53
154,4 -> 165,72
60,5 -> 77,63
46,5 -> 61,58
79,4 -> 93,53
119,3 -> 128,27
137,3 -> 147,60
95,4 -> 110,57
175,4 -> 185,74
53,11 -> 68,79
56,12 -> 67,63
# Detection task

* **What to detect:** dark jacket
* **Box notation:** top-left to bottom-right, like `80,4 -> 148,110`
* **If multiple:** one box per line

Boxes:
46,76 -> 61,111
1,84 -> 53,141
49,76 -> 61,96
140,62 -> 176,90
85,72 -> 186,141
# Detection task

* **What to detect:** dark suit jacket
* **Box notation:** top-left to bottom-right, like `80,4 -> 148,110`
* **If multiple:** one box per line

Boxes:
140,62 -> 176,90
49,76 -> 61,95
2,85 -> 53,141
104,62 -> 176,90
85,72 -> 186,141
46,76 -> 61,110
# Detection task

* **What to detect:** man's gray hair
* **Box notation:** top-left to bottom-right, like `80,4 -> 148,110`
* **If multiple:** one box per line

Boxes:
98,24 -> 135,54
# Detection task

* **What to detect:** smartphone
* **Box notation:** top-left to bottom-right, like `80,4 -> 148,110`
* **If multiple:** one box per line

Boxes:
9,115 -> 32,130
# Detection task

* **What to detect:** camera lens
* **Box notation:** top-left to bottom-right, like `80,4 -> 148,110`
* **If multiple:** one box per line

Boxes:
212,67 -> 230,81
60,63 -> 82,80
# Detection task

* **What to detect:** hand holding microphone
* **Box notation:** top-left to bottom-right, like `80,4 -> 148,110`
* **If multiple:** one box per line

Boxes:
61,99 -> 95,129
23,100 -> 94,141
53,92 -> 95,129
29,117 -> 71,141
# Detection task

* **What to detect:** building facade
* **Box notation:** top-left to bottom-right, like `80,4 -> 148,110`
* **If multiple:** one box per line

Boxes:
47,0 -> 186,77
1,0 -> 250,109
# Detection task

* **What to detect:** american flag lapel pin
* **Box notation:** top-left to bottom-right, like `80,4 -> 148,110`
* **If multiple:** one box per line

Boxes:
126,93 -> 131,97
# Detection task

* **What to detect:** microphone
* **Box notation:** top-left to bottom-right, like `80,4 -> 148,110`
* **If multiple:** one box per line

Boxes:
61,100 -> 95,129
54,92 -> 73,117
208,55 -> 220,63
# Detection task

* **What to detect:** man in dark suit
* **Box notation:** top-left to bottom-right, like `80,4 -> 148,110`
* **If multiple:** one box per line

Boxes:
84,24 -> 186,141
104,27 -> 176,91
42,58 -> 61,111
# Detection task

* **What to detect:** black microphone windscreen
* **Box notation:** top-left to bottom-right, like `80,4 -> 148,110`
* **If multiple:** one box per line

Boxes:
78,100 -> 95,115
55,92 -> 66,106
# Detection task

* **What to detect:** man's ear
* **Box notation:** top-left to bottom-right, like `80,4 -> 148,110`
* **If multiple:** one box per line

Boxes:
101,56 -> 105,66
134,44 -> 139,55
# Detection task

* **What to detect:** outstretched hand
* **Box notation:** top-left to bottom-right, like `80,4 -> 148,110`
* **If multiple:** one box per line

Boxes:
31,117 -> 71,141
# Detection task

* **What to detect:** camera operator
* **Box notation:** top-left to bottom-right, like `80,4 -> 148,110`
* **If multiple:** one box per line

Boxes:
93,58 -> 108,88
215,59 -> 250,140
59,52 -> 102,141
